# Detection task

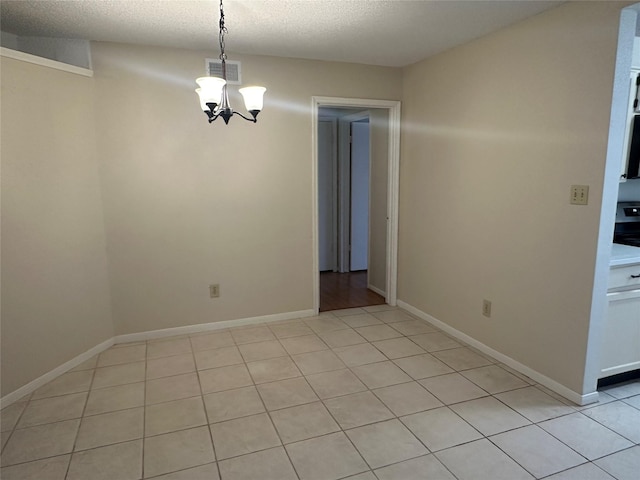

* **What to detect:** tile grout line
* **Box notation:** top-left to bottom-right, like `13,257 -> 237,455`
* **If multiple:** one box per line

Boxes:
191,332 -> 222,480
578,400 -> 640,443
376,317 -> 604,479
141,340 -> 147,480
536,406 -> 638,460
65,360 -> 99,479
296,326 -> 442,475
535,462 -> 610,480
484,425 -> 589,479
3,308 -> 638,479
253,364 -> 303,480
0,396 -> 29,460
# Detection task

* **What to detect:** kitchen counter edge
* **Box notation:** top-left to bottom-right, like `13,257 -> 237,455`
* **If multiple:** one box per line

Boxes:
611,243 -> 640,267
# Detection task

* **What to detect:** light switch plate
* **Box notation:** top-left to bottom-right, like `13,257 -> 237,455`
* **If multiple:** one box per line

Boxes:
570,185 -> 589,205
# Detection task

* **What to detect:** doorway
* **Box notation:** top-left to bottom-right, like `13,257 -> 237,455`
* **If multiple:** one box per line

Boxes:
312,97 -> 401,314
318,109 -> 384,311
318,110 -> 371,274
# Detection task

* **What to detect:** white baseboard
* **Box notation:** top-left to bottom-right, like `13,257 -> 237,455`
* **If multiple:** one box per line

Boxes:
397,300 -> 598,406
0,338 -> 114,409
1,309 -> 316,409
114,309 -> 316,344
367,283 -> 386,298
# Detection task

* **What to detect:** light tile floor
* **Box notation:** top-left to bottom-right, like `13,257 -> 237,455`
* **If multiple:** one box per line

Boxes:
2,306 -> 639,480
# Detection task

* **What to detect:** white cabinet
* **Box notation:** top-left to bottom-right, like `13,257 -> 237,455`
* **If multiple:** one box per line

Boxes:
620,70 -> 639,182
609,263 -> 640,289
632,37 -> 640,69
600,263 -> 640,378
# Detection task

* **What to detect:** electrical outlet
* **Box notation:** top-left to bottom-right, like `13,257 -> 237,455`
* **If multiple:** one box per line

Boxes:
482,299 -> 492,318
570,185 -> 589,205
209,284 -> 220,298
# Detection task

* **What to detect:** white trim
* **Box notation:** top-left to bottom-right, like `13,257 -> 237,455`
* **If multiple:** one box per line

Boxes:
367,283 -> 386,298
115,309 -> 315,344
0,47 -> 93,77
397,300 -> 599,406
312,104 -> 321,310
0,338 -> 113,409
312,96 -> 401,313
318,116 -> 339,272
386,102 -> 401,307
601,360 -> 640,378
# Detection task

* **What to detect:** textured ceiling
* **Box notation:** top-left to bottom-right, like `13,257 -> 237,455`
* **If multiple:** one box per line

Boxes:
0,0 -> 564,67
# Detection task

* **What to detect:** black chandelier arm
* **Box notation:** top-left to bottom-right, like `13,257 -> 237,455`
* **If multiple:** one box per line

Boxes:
233,111 -> 258,123
206,110 -> 257,124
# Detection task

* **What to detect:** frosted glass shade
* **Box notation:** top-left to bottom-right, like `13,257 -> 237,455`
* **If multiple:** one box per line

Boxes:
239,86 -> 266,112
195,76 -> 226,110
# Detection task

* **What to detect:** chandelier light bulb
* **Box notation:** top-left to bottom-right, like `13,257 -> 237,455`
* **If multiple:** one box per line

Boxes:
239,86 -> 266,114
195,76 -> 226,110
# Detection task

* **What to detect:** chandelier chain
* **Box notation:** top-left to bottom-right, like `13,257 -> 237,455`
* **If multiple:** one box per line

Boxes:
218,0 -> 228,63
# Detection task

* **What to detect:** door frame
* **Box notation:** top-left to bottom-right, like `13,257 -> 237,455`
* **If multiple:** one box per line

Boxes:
318,116 -> 339,272
311,96 -> 401,313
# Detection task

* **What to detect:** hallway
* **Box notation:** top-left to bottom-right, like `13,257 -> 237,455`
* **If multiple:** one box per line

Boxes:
319,271 -> 386,312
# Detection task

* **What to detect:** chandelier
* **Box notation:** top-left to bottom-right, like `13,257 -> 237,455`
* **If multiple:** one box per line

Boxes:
195,0 -> 266,124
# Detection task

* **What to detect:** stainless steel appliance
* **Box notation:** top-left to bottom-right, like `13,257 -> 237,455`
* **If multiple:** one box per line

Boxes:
614,202 -> 640,247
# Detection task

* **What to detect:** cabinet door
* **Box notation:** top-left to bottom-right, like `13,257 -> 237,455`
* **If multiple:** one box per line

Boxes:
621,70 -> 640,182
600,289 -> 640,378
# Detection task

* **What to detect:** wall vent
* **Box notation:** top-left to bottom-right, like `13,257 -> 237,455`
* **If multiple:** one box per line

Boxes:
205,59 -> 241,85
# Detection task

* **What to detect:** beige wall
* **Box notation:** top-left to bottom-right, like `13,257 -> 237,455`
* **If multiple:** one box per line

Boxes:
369,109 -> 389,293
399,1 -> 625,394
2,1 -> 625,399
91,43 -> 402,335
1,57 -> 113,395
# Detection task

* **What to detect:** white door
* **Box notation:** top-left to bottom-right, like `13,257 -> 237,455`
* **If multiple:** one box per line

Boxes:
318,119 -> 337,271
350,120 -> 370,271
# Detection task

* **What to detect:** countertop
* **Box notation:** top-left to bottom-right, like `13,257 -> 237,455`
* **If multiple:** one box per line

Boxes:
611,243 -> 640,267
